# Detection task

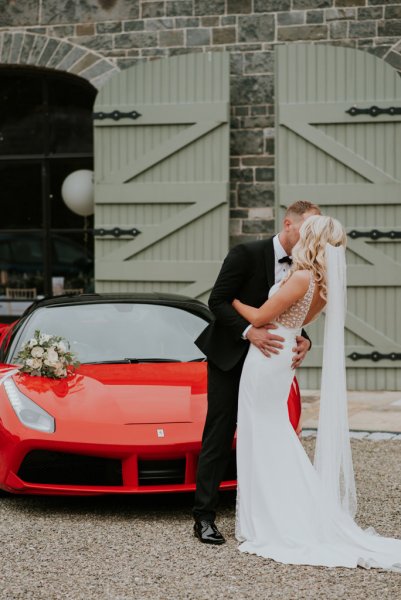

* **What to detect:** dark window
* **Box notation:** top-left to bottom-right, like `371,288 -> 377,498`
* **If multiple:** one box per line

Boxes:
0,162 -> 43,228
0,67 -> 96,317
0,73 -> 44,155
48,78 -> 94,155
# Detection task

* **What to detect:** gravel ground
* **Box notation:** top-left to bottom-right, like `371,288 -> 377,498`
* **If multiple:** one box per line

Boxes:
0,440 -> 401,600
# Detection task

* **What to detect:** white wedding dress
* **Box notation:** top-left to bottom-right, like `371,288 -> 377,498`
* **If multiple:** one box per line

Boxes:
236,270 -> 401,570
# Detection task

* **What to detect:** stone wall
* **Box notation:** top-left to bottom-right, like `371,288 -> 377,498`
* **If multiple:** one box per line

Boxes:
1,0 -> 401,246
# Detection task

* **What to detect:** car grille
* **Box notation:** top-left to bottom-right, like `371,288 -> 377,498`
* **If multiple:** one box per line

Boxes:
16,450 -> 236,489
138,459 -> 186,485
18,450 -> 123,486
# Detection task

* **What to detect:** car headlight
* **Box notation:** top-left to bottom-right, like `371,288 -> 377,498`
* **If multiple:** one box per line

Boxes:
3,378 -> 55,433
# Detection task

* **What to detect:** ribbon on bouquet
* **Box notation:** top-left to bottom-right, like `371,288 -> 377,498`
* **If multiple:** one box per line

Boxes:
0,368 -> 20,387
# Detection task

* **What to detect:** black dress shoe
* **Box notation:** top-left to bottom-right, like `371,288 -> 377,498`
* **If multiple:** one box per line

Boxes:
194,520 -> 226,545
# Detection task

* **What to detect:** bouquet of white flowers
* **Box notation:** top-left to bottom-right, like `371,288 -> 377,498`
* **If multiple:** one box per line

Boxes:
17,330 -> 80,379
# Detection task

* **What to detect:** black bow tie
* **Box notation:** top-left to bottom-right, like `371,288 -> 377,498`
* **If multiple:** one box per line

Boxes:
278,256 -> 292,265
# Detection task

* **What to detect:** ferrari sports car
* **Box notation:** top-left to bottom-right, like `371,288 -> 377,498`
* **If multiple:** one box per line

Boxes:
0,293 -> 301,496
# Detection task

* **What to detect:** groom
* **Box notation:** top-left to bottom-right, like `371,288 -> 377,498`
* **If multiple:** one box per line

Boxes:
193,200 -> 321,544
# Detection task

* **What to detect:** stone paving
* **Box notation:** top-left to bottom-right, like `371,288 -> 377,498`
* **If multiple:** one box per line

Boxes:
301,390 -> 401,440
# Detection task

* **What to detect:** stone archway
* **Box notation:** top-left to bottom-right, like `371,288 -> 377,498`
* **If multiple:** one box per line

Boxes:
383,40 -> 401,74
0,31 -> 119,88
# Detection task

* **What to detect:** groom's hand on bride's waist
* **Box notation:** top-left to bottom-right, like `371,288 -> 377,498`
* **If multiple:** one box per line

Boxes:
291,336 -> 311,369
246,324 -> 285,358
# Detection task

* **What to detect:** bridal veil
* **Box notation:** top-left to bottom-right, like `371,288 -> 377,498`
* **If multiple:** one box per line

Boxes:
314,243 -> 357,518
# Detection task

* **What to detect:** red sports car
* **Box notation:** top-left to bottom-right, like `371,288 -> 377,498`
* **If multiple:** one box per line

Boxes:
0,293 -> 301,496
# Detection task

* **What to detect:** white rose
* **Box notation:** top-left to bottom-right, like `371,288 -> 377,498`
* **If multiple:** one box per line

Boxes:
45,348 -> 59,363
39,334 -> 52,344
31,346 -> 44,358
45,358 -> 64,370
28,339 -> 37,348
26,358 -> 42,370
56,341 -> 67,354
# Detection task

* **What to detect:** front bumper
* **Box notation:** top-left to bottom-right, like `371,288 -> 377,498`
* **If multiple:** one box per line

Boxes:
1,440 -> 237,496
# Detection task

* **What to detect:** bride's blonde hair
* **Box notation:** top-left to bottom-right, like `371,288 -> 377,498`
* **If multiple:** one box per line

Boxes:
291,215 -> 347,300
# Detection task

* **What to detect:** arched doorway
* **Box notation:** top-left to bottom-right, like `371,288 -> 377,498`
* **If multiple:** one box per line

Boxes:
0,66 -> 96,319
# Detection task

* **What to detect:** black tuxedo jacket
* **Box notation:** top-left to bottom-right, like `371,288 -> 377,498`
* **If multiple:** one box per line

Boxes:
195,237 -> 310,372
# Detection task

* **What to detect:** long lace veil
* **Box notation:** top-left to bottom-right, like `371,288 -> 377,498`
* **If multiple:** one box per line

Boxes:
313,243 -> 357,518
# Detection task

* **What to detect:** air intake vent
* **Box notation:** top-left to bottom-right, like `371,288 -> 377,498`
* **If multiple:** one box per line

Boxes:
138,459 -> 185,485
18,450 -> 123,486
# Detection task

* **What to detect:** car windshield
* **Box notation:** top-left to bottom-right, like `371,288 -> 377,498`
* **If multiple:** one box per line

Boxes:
9,303 -> 208,364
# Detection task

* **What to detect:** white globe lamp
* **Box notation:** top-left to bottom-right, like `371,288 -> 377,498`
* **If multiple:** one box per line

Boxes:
61,169 -> 94,217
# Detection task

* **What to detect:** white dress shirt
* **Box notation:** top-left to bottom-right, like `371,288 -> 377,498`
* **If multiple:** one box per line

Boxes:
242,234 -> 291,339
273,233 -> 291,284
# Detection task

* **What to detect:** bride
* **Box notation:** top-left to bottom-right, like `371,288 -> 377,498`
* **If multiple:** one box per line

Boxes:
232,215 -> 401,570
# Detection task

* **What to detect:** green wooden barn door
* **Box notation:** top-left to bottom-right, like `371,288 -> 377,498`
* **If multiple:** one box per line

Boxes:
93,52 -> 229,303
276,44 -> 401,391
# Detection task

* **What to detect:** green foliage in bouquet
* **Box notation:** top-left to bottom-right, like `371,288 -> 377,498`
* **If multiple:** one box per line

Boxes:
17,330 -> 80,379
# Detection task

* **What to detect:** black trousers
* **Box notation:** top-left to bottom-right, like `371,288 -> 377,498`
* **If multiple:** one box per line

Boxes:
192,355 -> 246,522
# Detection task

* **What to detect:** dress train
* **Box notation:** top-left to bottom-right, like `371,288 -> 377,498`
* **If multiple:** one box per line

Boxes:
236,328 -> 401,570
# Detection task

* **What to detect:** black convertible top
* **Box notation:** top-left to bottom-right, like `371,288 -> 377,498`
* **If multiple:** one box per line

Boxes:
21,292 -> 213,322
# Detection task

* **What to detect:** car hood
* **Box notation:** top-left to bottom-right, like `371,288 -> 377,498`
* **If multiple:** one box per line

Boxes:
10,363 -> 207,426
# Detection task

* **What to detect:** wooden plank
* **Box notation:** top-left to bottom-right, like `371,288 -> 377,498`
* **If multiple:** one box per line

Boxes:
303,347 -> 400,368
104,121 -> 222,184
281,119 -> 397,183
280,102 -> 401,124
98,196 -> 226,262
347,238 -> 400,268
179,280 -> 215,298
281,183 -> 401,206
96,182 -> 228,204
347,265 -> 401,285
345,313 -> 401,350
94,102 -> 229,125
95,260 -> 221,281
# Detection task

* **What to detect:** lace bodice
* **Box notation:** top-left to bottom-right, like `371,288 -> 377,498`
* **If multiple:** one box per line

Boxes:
269,271 -> 315,329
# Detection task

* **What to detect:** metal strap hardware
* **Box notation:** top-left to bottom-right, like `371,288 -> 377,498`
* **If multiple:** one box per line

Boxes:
348,352 -> 401,362
348,230 -> 401,240
94,228 -> 141,238
346,105 -> 401,117
93,110 -> 142,121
